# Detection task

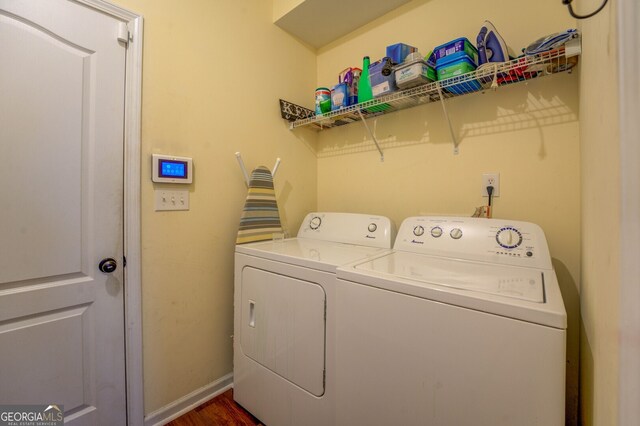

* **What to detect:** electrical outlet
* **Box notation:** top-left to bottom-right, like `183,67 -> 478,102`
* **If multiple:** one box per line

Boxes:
482,173 -> 500,197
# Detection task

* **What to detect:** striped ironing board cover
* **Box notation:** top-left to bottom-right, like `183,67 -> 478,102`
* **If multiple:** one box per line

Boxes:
236,166 -> 283,244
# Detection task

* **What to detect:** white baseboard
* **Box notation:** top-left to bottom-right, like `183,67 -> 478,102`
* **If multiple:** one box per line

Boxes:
143,373 -> 234,426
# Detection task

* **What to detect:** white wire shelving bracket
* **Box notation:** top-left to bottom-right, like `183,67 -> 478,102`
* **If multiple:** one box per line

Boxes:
284,44 -> 580,155
435,83 -> 458,154
356,109 -> 384,161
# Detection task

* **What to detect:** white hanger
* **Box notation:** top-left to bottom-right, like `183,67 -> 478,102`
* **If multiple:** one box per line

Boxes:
235,152 -> 281,187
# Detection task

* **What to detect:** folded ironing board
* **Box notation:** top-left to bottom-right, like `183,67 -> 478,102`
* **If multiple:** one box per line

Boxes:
236,166 -> 283,244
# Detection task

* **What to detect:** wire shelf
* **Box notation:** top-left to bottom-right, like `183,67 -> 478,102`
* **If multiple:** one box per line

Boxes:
288,46 -> 579,131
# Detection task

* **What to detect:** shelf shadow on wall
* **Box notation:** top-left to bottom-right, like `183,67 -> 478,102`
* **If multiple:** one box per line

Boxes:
314,72 -> 578,159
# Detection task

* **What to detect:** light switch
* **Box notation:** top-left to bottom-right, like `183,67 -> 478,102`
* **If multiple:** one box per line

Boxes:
155,189 -> 189,211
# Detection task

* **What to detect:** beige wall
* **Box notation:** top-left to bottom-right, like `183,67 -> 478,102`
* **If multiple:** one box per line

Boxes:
114,0 -> 318,414
315,0 -> 581,423
578,0 -> 620,424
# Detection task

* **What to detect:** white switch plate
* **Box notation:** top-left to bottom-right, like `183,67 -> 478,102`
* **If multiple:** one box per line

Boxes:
155,189 -> 189,211
481,173 -> 500,197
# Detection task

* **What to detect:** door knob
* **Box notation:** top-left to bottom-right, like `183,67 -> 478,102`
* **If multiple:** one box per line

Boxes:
99,258 -> 117,273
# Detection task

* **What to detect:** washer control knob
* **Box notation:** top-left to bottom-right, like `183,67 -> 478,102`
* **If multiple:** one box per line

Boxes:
496,227 -> 523,249
430,226 -> 443,238
413,225 -> 425,236
368,223 -> 377,233
309,216 -> 322,230
450,228 -> 463,239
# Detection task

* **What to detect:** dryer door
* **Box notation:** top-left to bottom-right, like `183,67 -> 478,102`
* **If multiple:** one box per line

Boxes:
240,267 -> 326,396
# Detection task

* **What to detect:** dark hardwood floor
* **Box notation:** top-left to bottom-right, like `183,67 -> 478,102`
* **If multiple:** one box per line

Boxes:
167,389 -> 263,426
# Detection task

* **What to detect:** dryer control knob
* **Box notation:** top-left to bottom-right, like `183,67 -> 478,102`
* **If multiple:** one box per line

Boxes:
413,225 -> 425,236
450,228 -> 463,239
430,226 -> 443,238
309,216 -> 322,230
368,223 -> 377,232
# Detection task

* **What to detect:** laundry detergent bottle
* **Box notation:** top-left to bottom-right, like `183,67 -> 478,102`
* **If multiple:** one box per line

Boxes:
357,56 -> 373,105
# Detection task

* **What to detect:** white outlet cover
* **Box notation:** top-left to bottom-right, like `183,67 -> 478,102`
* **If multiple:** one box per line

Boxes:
481,173 -> 500,197
155,189 -> 190,211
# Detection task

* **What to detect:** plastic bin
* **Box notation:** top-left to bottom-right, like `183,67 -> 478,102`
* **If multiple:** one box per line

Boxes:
436,56 -> 481,94
386,43 -> 418,64
369,57 -> 398,98
395,59 -> 434,89
433,37 -> 478,66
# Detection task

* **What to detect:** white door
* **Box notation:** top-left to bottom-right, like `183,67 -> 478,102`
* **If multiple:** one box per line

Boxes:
0,1 -> 127,424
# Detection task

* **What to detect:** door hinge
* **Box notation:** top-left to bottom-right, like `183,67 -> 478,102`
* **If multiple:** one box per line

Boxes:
117,22 -> 131,44
123,256 -> 127,268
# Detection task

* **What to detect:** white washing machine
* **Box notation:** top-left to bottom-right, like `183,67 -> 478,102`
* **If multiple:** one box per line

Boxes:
234,212 -> 395,426
335,216 -> 567,426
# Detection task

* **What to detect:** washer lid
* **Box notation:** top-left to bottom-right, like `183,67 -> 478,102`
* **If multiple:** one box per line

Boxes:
236,238 -> 390,273
356,251 -> 544,302
339,251 -> 567,329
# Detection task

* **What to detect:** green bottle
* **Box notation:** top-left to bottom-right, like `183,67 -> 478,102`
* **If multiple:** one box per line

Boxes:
358,56 -> 389,113
358,56 -> 374,105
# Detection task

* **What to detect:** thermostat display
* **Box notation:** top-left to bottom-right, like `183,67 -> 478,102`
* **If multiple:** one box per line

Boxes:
160,160 -> 187,178
152,154 -> 193,183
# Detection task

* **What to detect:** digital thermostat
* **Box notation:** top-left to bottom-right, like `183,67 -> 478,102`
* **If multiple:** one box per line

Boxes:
152,154 -> 193,184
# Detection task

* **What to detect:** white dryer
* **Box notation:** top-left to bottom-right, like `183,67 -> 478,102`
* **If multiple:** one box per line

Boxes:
335,216 -> 567,426
234,212 -> 395,426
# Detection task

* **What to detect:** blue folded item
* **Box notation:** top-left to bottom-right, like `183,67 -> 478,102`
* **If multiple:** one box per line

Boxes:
525,29 -> 578,55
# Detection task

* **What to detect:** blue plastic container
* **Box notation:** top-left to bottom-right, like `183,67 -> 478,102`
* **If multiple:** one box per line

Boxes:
331,83 -> 349,110
433,37 -> 478,67
369,57 -> 397,98
435,55 -> 481,95
386,43 -> 417,64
